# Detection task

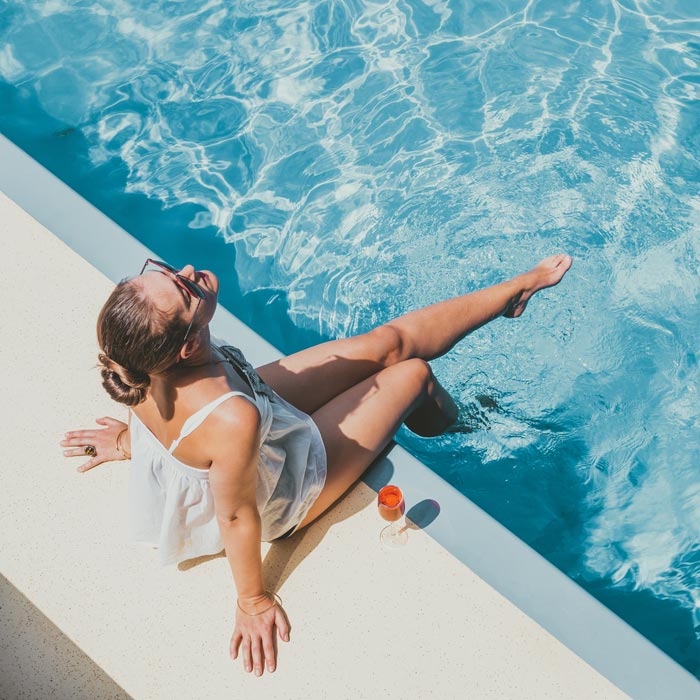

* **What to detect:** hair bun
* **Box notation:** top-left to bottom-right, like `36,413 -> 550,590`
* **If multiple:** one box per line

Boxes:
97,353 -> 150,406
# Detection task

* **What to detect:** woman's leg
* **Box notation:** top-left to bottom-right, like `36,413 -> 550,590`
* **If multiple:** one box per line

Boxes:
294,358 -> 445,531
378,253 -> 572,362
257,254 -> 572,415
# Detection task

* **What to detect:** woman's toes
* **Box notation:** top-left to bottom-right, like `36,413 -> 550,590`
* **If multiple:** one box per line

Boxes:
536,253 -> 572,284
553,254 -> 573,278
555,253 -> 572,269
506,254 -> 572,318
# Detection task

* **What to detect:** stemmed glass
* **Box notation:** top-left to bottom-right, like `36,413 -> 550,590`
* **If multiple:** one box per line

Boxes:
377,484 -> 408,548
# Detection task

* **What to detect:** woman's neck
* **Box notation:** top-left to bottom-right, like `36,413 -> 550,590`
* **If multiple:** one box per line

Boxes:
179,327 -> 215,368
150,327 -> 225,386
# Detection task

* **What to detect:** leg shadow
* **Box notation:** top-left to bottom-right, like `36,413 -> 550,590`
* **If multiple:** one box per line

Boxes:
261,444 -> 397,591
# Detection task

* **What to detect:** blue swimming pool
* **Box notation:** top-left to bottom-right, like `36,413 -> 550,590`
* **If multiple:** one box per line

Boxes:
2,0 -> 699,677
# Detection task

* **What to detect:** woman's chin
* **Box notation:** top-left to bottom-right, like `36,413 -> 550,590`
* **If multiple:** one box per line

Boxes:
199,270 -> 218,290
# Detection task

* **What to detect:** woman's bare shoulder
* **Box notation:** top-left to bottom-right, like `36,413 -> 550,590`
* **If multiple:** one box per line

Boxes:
196,393 -> 261,454
201,396 -> 261,475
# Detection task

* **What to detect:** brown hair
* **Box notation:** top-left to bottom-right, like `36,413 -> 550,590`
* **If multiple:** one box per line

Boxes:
96,278 -> 189,406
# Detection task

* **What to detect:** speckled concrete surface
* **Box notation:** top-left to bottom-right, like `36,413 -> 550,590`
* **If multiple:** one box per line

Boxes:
0,189 -> 629,700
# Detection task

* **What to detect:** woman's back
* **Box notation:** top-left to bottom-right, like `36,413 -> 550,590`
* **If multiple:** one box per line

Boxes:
130,347 -> 256,470
126,339 -> 327,565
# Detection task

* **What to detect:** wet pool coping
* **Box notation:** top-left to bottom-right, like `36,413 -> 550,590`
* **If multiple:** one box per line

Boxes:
1,133 -> 696,700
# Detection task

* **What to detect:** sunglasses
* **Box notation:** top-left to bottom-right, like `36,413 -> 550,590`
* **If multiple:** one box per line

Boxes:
139,259 -> 206,343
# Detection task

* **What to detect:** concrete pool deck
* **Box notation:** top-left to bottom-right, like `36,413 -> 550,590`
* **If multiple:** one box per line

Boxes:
0,138 -> 694,700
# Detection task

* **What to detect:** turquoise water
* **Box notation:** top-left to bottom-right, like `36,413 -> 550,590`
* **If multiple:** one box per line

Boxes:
2,0 -> 699,675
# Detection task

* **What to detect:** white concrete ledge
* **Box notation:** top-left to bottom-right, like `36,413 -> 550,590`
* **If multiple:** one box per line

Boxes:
1,133 -> 696,699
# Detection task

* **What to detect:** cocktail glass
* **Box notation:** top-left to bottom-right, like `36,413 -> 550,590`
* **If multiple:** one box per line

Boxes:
377,484 -> 408,548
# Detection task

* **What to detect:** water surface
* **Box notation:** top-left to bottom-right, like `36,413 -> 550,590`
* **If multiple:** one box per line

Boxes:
1,0 -> 699,674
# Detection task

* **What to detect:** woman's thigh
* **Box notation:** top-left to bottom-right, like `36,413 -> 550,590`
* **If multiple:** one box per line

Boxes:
255,325 -> 405,415
294,358 -> 432,531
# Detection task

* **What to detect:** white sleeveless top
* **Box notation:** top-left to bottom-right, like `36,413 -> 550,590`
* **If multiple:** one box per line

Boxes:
127,337 -> 327,566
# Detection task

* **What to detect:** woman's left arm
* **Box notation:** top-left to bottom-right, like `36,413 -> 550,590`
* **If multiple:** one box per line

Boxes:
206,399 -> 291,676
61,415 -> 130,472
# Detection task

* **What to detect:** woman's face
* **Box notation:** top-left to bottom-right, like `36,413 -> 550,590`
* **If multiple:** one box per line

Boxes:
136,264 -> 219,338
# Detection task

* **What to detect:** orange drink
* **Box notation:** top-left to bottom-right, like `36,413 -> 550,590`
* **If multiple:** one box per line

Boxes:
377,484 -> 408,548
378,485 -> 405,522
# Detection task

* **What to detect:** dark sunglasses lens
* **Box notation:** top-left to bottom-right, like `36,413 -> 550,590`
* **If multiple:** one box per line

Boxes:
178,276 -> 206,298
154,260 -> 178,273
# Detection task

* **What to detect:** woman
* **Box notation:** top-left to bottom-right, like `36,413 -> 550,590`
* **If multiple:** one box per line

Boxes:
61,253 -> 572,677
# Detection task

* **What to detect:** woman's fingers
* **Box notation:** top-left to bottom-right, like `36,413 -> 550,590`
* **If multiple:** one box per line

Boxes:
96,416 -> 124,427
230,630 -> 242,660
63,452 -> 106,472
275,607 -> 291,642
232,608 -> 285,676
63,447 -> 96,458
262,632 -> 276,673
77,457 -> 103,473
241,638 -> 253,674
61,441 -> 105,464
62,417 -> 126,444
250,635 -> 265,676
61,431 -> 99,444
61,418 -> 128,470
61,432 -> 110,471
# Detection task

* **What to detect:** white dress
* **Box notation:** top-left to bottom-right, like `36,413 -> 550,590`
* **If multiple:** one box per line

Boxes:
127,337 -> 328,566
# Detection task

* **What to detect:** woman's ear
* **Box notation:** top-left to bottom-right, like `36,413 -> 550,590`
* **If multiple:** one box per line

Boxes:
179,328 -> 203,361
179,342 -> 195,362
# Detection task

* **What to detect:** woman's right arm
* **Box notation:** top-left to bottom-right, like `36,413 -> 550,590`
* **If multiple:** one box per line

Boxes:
206,398 -> 290,676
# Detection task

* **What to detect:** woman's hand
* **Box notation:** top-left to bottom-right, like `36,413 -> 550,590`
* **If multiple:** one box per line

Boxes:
60,416 -> 128,472
231,593 -> 291,676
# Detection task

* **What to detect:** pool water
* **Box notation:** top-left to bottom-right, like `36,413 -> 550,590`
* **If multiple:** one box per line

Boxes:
2,0 -> 699,675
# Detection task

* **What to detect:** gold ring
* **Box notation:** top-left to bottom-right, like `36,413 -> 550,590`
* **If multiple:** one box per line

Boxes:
84,445 -> 96,457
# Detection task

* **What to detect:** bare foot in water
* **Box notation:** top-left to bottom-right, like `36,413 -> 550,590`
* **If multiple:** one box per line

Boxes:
504,254 -> 573,318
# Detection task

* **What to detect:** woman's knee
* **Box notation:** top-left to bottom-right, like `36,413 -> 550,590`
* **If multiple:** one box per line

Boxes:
366,324 -> 407,367
394,357 -> 433,395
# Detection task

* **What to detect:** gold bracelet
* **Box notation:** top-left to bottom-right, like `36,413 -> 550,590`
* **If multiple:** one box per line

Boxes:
115,428 -> 131,459
237,591 -> 282,616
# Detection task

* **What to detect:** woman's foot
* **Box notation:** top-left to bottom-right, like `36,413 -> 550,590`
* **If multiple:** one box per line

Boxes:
504,254 -> 573,318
